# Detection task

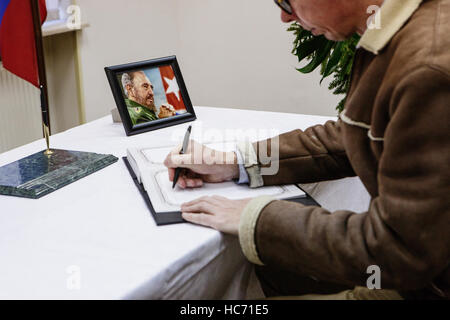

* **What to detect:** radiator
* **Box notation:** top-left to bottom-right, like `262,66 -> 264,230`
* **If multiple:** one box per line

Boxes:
0,64 -> 43,153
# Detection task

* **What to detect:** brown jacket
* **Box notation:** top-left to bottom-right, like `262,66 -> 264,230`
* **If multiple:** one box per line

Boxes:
239,0 -> 450,299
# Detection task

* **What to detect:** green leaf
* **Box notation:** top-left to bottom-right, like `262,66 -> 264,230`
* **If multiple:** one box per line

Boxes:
294,36 -> 329,62
297,40 -> 334,74
288,22 -> 360,113
322,42 -> 344,79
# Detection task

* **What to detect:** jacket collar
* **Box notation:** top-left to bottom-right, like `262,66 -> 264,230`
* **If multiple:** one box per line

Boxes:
358,0 -> 423,54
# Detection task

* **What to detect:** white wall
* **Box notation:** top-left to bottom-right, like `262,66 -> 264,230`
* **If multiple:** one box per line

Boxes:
0,67 -> 42,153
0,32 -> 81,153
77,0 -> 341,123
76,0 -> 180,121
176,0 -> 340,116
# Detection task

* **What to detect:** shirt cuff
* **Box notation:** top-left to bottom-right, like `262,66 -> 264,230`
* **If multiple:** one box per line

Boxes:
236,141 -> 264,188
239,196 -> 276,266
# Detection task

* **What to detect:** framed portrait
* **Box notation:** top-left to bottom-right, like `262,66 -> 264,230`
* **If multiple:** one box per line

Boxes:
105,56 -> 196,136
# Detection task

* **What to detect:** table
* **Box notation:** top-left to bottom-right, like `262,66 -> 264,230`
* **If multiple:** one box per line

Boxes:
0,107 -> 370,299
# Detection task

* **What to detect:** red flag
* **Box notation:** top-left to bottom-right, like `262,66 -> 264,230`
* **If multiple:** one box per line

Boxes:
0,0 -> 47,88
159,65 -> 187,112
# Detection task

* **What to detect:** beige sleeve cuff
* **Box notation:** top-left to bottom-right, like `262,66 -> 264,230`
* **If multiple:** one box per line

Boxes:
237,141 -> 264,188
239,196 -> 276,266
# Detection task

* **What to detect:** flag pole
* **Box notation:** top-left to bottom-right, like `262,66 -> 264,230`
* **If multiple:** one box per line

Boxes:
30,0 -> 52,156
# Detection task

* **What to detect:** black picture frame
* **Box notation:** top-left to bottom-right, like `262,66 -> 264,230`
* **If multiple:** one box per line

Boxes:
105,56 -> 196,136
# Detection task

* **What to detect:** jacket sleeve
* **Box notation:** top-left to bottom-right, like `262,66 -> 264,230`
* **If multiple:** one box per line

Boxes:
239,66 -> 450,291
237,120 -> 356,188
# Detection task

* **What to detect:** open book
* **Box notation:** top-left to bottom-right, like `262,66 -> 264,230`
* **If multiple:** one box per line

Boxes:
125,142 -> 307,224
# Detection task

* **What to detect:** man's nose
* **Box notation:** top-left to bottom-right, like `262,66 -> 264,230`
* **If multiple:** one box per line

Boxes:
280,10 -> 296,23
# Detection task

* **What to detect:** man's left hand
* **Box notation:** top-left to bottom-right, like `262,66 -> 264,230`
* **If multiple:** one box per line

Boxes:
181,196 -> 252,236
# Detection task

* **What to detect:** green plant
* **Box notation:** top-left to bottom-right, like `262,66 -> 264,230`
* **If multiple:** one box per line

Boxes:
288,23 -> 360,112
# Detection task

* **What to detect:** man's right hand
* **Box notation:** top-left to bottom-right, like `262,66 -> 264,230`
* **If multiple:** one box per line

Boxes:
163,140 -> 240,189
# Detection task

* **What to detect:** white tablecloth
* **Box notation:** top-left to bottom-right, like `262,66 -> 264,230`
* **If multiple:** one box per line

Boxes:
0,106 -> 370,299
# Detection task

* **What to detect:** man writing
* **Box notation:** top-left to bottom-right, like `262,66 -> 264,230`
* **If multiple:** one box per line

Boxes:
164,0 -> 449,299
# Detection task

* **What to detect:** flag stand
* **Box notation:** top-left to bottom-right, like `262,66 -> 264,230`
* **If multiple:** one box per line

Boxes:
0,1 -> 119,199
30,0 -> 52,156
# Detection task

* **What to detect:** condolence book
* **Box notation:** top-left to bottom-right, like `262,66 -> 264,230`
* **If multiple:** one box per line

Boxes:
124,142 -> 319,226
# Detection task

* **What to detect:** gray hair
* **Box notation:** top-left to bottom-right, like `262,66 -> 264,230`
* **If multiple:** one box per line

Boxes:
121,73 -> 133,97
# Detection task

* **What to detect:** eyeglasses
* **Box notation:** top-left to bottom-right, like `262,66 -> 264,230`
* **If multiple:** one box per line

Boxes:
274,0 -> 293,15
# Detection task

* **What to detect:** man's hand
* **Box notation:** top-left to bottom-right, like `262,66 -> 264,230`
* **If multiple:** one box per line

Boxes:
158,103 -> 177,118
163,140 -> 240,188
181,196 -> 251,235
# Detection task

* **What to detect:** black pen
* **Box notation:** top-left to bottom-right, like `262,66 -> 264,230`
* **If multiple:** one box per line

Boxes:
172,125 -> 192,188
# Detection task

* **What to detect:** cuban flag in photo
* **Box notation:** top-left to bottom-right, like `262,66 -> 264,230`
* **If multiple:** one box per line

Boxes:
159,65 -> 187,113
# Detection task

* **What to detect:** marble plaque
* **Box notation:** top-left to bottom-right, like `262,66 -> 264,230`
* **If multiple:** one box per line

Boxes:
0,149 -> 118,199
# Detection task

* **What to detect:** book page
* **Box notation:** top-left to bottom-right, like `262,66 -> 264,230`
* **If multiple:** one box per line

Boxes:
155,169 -> 303,209
127,143 -> 305,213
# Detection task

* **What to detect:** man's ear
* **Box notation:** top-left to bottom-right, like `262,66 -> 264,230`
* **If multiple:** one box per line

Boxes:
125,84 -> 133,97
